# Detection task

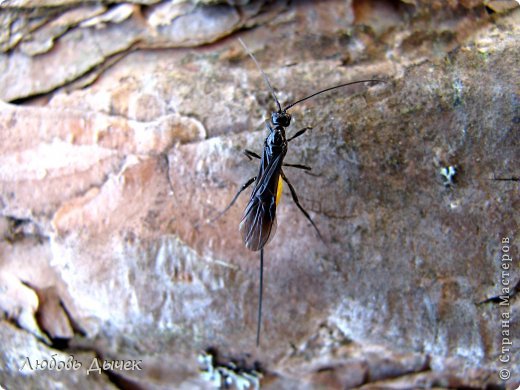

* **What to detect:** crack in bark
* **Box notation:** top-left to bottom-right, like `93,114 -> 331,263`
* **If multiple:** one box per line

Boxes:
9,44 -> 138,105
360,355 -> 432,386
491,176 -> 519,182
2,216 -> 48,243
479,279 -> 520,305
160,153 -> 175,196
65,44 -> 139,93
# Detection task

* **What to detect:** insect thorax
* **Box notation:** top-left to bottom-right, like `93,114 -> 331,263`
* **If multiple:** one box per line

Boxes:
266,126 -> 287,151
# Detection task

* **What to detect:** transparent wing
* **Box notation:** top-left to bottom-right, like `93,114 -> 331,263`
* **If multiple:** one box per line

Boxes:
239,153 -> 283,251
239,196 -> 278,251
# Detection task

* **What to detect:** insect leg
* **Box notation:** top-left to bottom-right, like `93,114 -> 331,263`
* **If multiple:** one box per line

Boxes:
287,126 -> 312,142
281,170 -> 323,240
244,149 -> 261,160
256,247 -> 264,347
208,176 -> 256,223
283,163 -> 312,171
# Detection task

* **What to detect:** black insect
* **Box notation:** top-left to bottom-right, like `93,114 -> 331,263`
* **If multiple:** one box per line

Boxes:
213,38 -> 384,346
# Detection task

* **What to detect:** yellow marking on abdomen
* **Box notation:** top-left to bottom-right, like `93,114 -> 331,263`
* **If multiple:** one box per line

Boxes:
276,175 -> 283,205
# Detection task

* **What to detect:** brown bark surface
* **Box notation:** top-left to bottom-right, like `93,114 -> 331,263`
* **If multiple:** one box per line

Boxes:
0,0 -> 518,388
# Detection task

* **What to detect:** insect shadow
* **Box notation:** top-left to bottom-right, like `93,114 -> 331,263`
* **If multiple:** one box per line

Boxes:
210,38 -> 385,346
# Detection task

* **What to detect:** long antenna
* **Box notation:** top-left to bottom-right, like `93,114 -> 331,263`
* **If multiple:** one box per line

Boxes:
284,79 -> 385,111
238,38 -> 283,113
256,248 -> 264,346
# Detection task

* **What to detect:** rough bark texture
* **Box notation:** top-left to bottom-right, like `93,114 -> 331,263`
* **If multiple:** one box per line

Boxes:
0,0 -> 519,388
